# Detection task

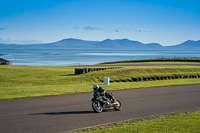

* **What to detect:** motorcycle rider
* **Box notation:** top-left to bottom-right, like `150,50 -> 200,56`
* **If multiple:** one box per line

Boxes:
92,84 -> 115,107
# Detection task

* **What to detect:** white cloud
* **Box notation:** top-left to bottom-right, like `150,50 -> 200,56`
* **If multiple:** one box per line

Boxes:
0,37 -> 43,44
114,27 -> 128,32
74,26 -> 79,29
0,28 -> 6,30
84,26 -> 102,31
136,29 -> 151,32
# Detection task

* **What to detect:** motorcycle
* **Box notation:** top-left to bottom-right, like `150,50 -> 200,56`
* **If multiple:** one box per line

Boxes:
91,92 -> 122,113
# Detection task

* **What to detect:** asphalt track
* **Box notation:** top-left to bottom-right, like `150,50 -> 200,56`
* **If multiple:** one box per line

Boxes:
0,84 -> 200,133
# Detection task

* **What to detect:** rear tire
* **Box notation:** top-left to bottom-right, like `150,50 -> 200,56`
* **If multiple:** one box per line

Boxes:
114,100 -> 122,111
92,101 -> 103,113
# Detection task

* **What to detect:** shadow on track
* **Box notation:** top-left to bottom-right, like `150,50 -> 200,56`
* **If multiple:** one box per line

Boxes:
30,110 -> 95,115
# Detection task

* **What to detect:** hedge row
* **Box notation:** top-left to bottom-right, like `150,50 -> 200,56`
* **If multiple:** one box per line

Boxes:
75,67 -> 121,75
100,57 -> 200,64
100,74 -> 200,83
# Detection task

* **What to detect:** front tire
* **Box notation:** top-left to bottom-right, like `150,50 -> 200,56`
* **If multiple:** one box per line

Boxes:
92,101 -> 103,113
114,100 -> 122,111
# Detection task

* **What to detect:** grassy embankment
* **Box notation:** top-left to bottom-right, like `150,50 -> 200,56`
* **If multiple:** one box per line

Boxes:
72,109 -> 200,133
0,62 -> 200,100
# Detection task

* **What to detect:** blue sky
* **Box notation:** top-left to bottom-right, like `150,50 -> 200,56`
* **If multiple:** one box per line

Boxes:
0,0 -> 200,46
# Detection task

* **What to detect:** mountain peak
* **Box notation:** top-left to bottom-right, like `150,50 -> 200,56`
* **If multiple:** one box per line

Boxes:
62,38 -> 83,41
121,38 -> 131,41
103,39 -> 112,41
184,40 -> 195,43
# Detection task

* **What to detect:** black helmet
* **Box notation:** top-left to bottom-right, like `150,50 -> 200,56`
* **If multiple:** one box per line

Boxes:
93,84 -> 99,91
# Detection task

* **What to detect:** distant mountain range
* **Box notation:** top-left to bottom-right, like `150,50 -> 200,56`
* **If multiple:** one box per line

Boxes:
0,38 -> 200,50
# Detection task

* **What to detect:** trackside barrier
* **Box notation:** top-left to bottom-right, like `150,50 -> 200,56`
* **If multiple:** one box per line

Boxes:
75,67 -> 121,75
105,74 -> 200,83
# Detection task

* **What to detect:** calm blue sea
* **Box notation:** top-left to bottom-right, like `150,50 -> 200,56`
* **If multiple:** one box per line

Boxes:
0,49 -> 200,66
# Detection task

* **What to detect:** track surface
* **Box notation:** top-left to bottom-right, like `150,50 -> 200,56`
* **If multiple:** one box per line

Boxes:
0,84 -> 200,133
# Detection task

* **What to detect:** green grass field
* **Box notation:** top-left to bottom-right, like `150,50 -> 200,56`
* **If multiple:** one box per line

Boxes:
72,110 -> 200,133
0,63 -> 200,100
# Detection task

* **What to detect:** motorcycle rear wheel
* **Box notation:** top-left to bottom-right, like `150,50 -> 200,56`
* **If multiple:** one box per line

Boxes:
92,101 -> 103,113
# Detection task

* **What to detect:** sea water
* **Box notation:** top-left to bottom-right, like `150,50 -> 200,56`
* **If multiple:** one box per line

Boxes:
0,49 -> 200,66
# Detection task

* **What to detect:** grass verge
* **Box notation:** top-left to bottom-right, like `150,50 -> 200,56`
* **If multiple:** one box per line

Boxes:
72,109 -> 200,133
0,78 -> 199,100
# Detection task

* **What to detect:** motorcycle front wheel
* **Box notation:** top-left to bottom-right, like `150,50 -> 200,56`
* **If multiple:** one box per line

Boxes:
114,100 -> 122,111
92,101 -> 103,113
